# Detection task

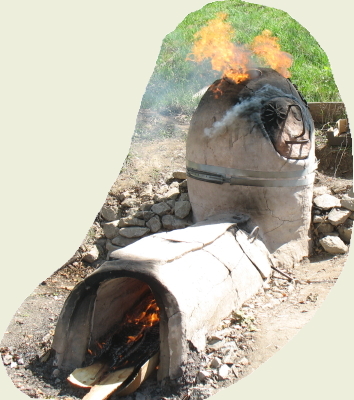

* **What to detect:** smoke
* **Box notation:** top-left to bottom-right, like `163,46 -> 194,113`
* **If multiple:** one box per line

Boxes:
204,84 -> 305,138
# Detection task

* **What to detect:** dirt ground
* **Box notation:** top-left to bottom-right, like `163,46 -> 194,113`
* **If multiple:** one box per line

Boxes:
1,111 -> 352,400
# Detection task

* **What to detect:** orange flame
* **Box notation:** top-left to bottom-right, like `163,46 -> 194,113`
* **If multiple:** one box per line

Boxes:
187,12 -> 251,83
251,29 -> 293,78
188,13 -> 293,83
124,297 -> 160,343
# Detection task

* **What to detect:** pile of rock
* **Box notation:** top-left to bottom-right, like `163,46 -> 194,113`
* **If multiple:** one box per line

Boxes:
81,171 -> 192,262
80,172 -> 352,265
313,188 -> 353,254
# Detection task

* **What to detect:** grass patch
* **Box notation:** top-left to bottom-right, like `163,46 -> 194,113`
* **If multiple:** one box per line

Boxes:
141,0 -> 341,115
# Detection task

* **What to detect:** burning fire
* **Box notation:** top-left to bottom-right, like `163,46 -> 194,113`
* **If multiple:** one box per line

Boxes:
187,13 -> 293,83
251,29 -> 292,78
86,292 -> 160,364
126,297 -> 160,343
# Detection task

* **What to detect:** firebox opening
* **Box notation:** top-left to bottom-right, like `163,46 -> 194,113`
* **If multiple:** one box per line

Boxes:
86,277 -> 163,377
245,68 -> 262,79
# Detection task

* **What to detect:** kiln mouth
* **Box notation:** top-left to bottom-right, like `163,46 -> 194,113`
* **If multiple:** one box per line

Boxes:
84,287 -> 160,373
222,68 -> 262,83
245,68 -> 262,79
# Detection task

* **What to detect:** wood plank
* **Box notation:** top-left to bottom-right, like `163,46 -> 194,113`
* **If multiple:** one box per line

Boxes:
117,352 -> 159,396
67,362 -> 109,388
82,367 -> 134,400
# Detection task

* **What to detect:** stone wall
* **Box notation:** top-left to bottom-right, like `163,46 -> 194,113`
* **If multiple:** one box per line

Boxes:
78,171 -> 352,269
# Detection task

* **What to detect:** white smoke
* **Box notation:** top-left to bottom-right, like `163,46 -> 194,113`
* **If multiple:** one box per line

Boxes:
204,84 -> 298,138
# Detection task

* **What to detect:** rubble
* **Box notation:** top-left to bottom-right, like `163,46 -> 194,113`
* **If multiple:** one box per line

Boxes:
327,208 -> 352,226
340,195 -> 354,212
102,220 -> 120,239
74,170 -> 353,264
118,227 -> 150,238
313,194 -> 341,210
319,236 -> 348,254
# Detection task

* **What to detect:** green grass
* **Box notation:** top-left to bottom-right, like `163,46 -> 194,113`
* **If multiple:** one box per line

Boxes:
140,0 -> 341,115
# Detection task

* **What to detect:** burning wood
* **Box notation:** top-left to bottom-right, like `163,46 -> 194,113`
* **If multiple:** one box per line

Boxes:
72,352 -> 159,400
84,292 -> 159,370
67,292 -> 160,399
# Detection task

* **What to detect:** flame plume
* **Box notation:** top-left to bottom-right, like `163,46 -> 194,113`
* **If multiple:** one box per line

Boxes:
251,29 -> 293,78
188,12 -> 252,83
188,13 -> 293,83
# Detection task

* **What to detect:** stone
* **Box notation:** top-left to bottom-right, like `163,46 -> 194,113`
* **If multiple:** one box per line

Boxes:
340,195 -> 354,212
169,181 -> 179,188
319,236 -> 348,254
210,357 -> 222,369
2,354 -> 12,365
111,234 -> 138,247
174,200 -> 192,219
118,216 -> 145,228
173,170 -> 187,180
134,211 -> 155,221
179,180 -> 188,192
121,198 -> 140,208
164,187 -> 180,200
232,365 -> 239,377
332,183 -> 348,194
313,186 -> 331,197
313,215 -> 326,224
100,205 -> 121,222
105,241 -> 121,258
140,183 -> 154,200
118,191 -> 130,201
146,215 -> 161,233
239,357 -> 249,365
151,202 -> 171,216
179,193 -> 189,202
209,333 -> 223,341
207,340 -> 225,351
327,208 -> 352,226
52,369 -> 60,377
315,223 -> 334,234
223,350 -> 237,364
166,199 -> 175,210
42,333 -> 51,342
119,227 -> 150,238
313,194 -> 341,210
198,370 -> 211,381
139,201 -> 154,211
218,364 -> 230,379
82,245 -> 100,263
337,219 -> 353,243
124,207 -> 140,217
102,220 -> 120,239
161,215 -> 189,230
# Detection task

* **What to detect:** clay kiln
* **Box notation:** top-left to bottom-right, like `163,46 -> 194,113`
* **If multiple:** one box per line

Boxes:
51,67 -> 315,395
186,68 -> 317,268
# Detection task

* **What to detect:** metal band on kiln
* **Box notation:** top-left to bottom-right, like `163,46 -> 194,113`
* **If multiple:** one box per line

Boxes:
186,160 -> 317,187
